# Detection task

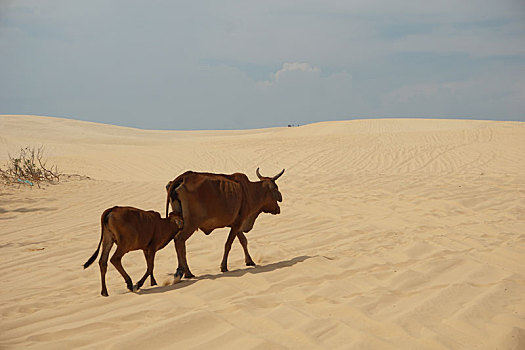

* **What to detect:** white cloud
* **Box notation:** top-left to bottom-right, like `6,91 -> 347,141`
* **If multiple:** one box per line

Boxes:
259,62 -> 321,87
274,62 -> 320,81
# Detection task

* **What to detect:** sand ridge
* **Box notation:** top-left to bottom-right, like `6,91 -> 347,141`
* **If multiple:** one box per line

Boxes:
1,115 -> 524,349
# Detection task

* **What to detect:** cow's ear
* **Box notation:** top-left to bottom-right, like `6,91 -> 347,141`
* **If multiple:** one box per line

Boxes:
272,190 -> 283,202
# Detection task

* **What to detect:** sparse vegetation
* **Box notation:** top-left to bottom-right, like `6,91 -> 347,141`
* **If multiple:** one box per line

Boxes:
0,146 -> 61,188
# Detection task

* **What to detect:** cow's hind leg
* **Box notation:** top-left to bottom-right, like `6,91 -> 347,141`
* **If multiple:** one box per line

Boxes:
136,249 -> 156,290
110,247 -> 133,292
237,232 -> 255,267
221,229 -> 238,272
98,237 -> 114,297
174,238 -> 194,279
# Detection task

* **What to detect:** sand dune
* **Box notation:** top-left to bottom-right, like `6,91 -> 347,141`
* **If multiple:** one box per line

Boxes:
1,115 -> 524,349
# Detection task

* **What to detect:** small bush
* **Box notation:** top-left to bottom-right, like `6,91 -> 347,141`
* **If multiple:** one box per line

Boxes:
0,146 -> 61,188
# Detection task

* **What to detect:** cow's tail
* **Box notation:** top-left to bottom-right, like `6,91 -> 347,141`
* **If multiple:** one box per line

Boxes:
83,207 -> 114,269
166,178 -> 183,218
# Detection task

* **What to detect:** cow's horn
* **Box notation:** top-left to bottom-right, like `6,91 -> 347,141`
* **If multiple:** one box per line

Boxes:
272,169 -> 285,181
256,167 -> 263,180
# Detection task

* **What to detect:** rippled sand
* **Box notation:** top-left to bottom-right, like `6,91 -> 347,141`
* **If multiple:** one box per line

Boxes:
1,115 -> 524,349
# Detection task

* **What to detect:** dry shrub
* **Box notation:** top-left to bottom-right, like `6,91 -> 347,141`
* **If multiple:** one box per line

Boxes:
0,146 -> 61,188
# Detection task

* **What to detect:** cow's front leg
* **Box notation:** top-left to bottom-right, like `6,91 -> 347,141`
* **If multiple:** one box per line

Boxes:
174,238 -> 194,279
221,229 -> 238,272
237,232 -> 255,266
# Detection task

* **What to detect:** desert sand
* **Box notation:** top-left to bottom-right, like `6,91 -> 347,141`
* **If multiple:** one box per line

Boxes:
1,114 -> 524,349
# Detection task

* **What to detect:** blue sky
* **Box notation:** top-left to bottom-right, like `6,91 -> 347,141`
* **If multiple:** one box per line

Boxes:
1,0 -> 524,130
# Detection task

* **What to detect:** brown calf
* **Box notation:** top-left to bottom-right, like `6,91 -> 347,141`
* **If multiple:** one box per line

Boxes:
83,206 -> 183,296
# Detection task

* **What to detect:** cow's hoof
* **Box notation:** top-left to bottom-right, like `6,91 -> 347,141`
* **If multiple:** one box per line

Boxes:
221,266 -> 228,272
101,290 -> 109,297
175,268 -> 184,279
126,282 -> 134,292
184,273 -> 195,279
246,261 -> 256,267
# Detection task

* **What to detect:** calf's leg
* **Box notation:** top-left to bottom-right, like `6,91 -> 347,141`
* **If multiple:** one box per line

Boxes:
237,232 -> 255,266
98,238 -> 114,297
136,249 -> 156,290
142,250 -> 157,286
110,247 -> 133,292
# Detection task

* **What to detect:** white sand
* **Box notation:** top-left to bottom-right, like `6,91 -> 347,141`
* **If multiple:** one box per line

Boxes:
1,114 -> 524,349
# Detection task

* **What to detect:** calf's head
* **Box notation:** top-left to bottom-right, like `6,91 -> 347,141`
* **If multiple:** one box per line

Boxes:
168,211 -> 184,229
256,168 -> 284,215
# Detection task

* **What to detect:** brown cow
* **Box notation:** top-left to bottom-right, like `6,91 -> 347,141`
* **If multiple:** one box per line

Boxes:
165,168 -> 284,278
83,206 -> 183,296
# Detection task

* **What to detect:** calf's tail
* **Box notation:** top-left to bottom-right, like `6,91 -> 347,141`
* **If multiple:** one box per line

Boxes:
83,207 -> 114,269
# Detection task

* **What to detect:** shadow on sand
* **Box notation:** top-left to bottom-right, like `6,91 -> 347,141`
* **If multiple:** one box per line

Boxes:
0,206 -> 57,216
137,255 -> 312,295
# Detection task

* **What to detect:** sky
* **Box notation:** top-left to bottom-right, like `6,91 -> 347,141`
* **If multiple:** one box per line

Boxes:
1,0 -> 524,130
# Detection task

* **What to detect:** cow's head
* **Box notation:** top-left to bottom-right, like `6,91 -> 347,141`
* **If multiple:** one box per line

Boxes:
256,168 -> 285,215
